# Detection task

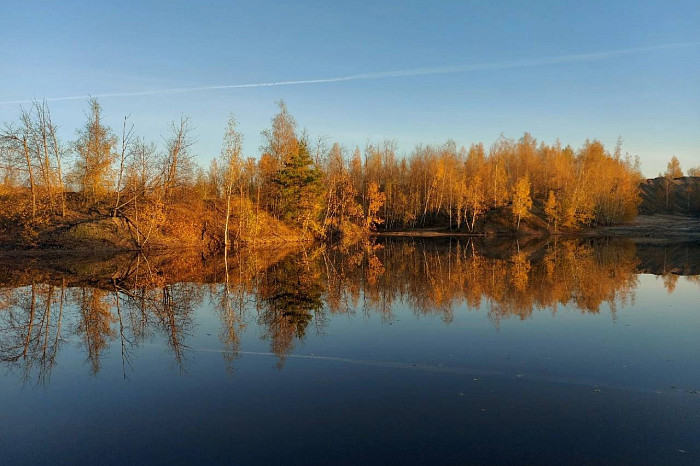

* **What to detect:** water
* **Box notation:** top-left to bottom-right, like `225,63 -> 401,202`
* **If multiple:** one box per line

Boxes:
1,238 -> 699,465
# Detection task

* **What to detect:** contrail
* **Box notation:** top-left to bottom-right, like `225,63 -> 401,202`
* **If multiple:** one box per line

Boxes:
1,42 -> 697,106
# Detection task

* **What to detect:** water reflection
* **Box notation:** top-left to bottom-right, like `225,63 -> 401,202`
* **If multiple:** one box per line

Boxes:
0,282 -> 66,384
0,238 -> 698,383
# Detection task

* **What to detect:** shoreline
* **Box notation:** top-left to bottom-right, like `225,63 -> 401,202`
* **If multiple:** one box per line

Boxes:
1,214 -> 698,254
371,214 -> 700,241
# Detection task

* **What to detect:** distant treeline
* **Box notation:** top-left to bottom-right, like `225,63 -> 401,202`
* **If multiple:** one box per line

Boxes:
1,99 -> 696,247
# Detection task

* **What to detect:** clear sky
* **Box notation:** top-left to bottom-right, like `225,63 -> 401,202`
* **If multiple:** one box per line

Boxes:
1,0 -> 698,176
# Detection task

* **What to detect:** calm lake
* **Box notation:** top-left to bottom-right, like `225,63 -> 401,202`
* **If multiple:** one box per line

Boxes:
1,238 -> 699,465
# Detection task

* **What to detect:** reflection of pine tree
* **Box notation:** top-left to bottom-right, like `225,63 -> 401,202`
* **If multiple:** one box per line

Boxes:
257,253 -> 324,366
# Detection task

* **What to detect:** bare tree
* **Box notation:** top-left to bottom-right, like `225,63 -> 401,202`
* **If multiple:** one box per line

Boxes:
163,116 -> 195,201
45,104 -> 67,217
1,117 -> 38,219
114,115 -> 135,215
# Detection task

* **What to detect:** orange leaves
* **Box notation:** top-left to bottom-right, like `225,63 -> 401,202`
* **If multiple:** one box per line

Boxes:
365,182 -> 386,230
666,156 -> 683,179
545,190 -> 558,230
511,176 -> 532,230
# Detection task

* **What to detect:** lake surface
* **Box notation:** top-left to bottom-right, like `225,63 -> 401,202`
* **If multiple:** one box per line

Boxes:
1,238 -> 699,465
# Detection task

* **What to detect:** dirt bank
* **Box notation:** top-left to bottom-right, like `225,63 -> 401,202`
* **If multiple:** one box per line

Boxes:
581,214 -> 700,241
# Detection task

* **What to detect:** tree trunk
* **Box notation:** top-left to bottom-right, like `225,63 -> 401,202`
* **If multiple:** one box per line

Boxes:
225,184 -> 232,254
238,184 -> 244,241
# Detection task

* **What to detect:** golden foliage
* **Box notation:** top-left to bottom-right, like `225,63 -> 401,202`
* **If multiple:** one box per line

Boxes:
0,100 -> 654,246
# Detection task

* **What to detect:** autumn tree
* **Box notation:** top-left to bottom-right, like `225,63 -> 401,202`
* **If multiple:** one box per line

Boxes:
72,98 -> 117,203
322,142 -> 363,237
488,157 -> 508,210
464,144 -> 486,231
544,190 -> 558,231
0,101 -> 70,220
663,156 -> 683,209
666,156 -> 683,178
31,101 -> 63,215
511,175 -> 532,231
365,181 -> 386,230
124,138 -> 158,192
162,116 -> 195,202
260,101 -> 299,217
220,114 -> 243,248
123,138 -> 161,246
261,100 -> 298,168
1,116 -> 38,219
12,101 -> 67,217
0,133 -> 22,191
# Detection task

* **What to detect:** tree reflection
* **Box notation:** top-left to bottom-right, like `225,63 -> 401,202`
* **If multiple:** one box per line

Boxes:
342,238 -> 641,324
0,238 -> 697,383
0,281 -> 66,385
74,287 -> 116,374
257,250 -> 324,367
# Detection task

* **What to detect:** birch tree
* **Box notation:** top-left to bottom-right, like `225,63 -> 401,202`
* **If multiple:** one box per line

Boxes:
511,176 -> 532,231
220,114 -> 243,249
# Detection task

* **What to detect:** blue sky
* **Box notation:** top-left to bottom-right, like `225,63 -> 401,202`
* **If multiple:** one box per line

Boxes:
1,0 -> 698,176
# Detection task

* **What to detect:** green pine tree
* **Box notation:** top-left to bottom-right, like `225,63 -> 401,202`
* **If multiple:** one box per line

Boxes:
274,140 -> 322,233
